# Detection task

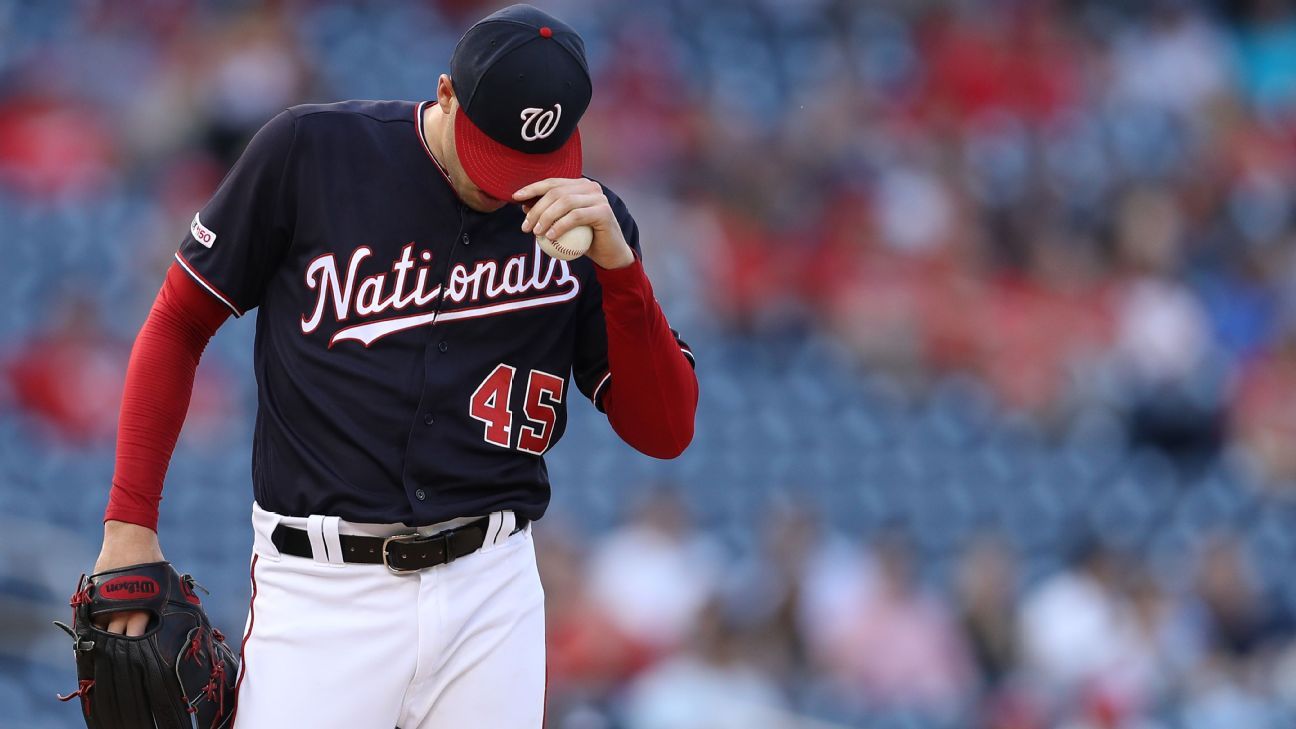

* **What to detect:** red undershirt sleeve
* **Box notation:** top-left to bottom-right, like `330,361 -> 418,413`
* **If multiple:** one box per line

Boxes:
594,260 -> 699,459
104,262 -> 231,530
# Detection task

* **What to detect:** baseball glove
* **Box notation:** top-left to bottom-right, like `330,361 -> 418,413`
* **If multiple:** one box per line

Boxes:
54,561 -> 238,729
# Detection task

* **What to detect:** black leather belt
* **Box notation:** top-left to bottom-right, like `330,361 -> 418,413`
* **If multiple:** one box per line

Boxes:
270,516 -> 528,573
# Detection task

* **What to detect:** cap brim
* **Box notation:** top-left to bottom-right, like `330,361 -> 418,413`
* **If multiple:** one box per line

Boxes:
454,106 -> 582,202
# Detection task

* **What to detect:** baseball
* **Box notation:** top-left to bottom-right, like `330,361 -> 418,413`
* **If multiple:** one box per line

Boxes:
536,224 -> 593,261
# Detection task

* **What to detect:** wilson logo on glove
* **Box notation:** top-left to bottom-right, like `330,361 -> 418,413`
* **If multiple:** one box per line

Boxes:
98,576 -> 160,599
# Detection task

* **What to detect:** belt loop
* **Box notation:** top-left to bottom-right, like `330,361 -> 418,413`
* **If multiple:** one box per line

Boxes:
322,516 -> 344,565
485,512 -> 502,547
497,511 -> 516,544
306,514 -> 329,563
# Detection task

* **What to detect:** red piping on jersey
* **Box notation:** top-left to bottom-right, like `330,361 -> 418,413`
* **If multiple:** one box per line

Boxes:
591,371 -> 612,407
415,101 -> 458,191
174,251 -> 244,317
230,553 -> 259,726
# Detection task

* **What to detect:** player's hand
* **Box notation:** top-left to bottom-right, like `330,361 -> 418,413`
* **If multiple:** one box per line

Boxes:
514,178 -> 635,270
92,520 -> 166,636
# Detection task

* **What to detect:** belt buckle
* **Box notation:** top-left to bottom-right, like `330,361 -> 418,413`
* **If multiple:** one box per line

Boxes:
381,531 -> 452,574
382,533 -> 421,574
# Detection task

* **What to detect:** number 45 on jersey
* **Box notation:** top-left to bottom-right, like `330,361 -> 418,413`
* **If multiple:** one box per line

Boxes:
470,364 -> 565,455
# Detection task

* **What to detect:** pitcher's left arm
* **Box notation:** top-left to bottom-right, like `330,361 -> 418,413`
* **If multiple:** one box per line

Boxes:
517,177 -> 698,459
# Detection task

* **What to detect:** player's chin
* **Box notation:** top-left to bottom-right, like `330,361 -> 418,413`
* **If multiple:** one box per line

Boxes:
467,190 -> 508,213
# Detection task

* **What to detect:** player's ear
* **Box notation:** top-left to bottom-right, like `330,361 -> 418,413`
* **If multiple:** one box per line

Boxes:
436,74 -> 456,113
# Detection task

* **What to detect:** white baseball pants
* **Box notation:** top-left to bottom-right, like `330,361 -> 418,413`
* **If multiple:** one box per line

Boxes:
231,502 -> 546,728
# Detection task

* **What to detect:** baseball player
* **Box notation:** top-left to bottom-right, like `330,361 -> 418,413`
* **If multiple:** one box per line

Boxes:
84,5 -> 697,727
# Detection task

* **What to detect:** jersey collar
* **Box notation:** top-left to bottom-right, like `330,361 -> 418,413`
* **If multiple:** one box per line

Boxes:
415,100 -> 457,191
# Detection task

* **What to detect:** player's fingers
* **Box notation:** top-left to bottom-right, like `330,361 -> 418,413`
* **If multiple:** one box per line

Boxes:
542,206 -> 601,241
521,197 -> 552,234
520,190 -> 557,233
104,614 -> 129,635
513,177 -> 581,202
124,611 -> 150,637
520,182 -> 583,233
531,193 -> 602,239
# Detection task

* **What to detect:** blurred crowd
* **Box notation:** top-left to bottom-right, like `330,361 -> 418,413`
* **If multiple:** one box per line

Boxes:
3,0 -> 1296,727
665,0 -> 1296,484
5,0 -> 1296,476
541,488 -> 1296,728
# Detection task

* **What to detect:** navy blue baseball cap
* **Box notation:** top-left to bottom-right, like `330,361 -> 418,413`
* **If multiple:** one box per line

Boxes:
450,4 -> 592,201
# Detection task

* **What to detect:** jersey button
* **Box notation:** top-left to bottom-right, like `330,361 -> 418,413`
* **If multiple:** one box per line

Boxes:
461,233 -> 470,246
423,413 -> 434,425
415,489 -> 427,501
438,341 -> 449,353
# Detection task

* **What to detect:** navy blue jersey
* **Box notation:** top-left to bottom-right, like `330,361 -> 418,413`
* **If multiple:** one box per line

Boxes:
175,100 -> 691,525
